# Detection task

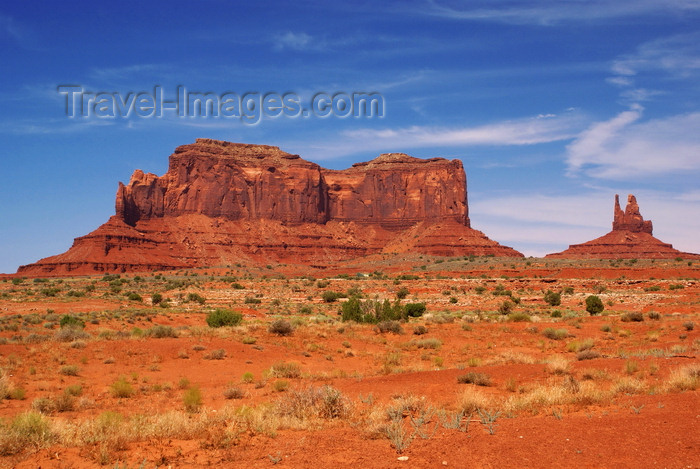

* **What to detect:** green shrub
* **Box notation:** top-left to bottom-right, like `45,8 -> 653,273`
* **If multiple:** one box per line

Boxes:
151,292 -> 163,304
585,295 -> 604,315
206,309 -> 243,328
508,312 -> 531,322
321,291 -> 345,303
244,297 -> 262,304
126,292 -> 142,302
110,377 -> 135,398
542,328 -> 569,340
544,290 -> 561,306
183,386 -> 203,412
396,287 -> 410,300
403,302 -> 426,318
59,315 -> 84,329
186,293 -> 206,304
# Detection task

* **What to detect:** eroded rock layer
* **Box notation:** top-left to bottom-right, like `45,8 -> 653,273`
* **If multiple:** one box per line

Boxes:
546,194 -> 700,259
18,139 -> 521,275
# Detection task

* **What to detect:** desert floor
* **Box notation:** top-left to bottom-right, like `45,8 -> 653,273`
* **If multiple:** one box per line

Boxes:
0,255 -> 698,468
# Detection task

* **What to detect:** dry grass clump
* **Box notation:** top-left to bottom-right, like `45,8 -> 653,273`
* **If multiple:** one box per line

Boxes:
457,372 -> 492,386
0,411 -> 54,456
486,350 -> 536,365
545,355 -> 571,375
458,388 -> 494,414
223,386 -> 246,400
665,364 -> 700,391
612,377 -> 646,395
275,385 -> 350,421
268,361 -> 302,379
576,349 -> 601,361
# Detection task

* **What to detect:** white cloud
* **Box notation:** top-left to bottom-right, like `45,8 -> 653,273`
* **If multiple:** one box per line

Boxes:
335,112 -> 583,154
422,0 -> 700,25
273,32 -> 320,51
611,32 -> 700,78
566,107 -> 700,179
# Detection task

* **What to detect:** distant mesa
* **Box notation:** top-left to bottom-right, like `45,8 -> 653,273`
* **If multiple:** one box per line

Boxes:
18,139 -> 522,276
546,194 -> 700,259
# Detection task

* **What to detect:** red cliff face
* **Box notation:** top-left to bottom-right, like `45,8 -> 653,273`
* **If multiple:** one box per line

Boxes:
547,194 -> 700,259
18,139 -> 521,275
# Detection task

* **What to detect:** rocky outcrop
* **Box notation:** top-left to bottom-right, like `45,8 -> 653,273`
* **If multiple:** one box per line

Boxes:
18,139 -> 521,275
546,194 -> 700,259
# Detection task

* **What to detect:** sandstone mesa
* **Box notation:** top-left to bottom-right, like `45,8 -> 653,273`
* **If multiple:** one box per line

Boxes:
18,139 -> 522,275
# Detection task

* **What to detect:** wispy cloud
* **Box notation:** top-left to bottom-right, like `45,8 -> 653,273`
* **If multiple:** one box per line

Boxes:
334,112 -> 584,154
611,32 -> 700,78
421,0 -> 700,25
89,64 -> 170,83
566,106 -> 700,179
0,12 -> 38,49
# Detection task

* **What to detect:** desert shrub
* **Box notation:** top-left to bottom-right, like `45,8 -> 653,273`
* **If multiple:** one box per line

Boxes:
544,290 -> 561,306
550,309 -> 562,318
64,384 -> 83,397
145,325 -> 177,338
621,312 -> 644,322
186,293 -> 206,304
413,338 -> 442,349
562,286 -> 574,295
403,302 -> 426,318
683,321 -> 695,331
542,328 -> 568,340
272,380 -> 289,392
321,291 -> 345,303
183,386 -> 203,412
577,350 -> 601,361
6,386 -> 25,400
457,372 -> 492,386
54,327 -> 90,343
110,377 -> 135,398
396,287 -> 410,300
498,300 -> 514,315
223,386 -> 245,399
669,283 -> 684,290
151,292 -> 163,304
3,411 -> 53,453
269,319 -> 294,336
276,385 -> 349,420
585,295 -> 604,315
59,315 -> 84,329
126,292 -> 142,302
204,349 -> 226,360
493,284 -> 511,296
647,311 -> 661,320
508,312 -> 531,322
413,325 -> 428,335
376,320 -> 403,334
206,308 -> 243,328
242,372 -> 255,383
269,362 -> 302,378
244,297 -> 262,304
60,365 -> 79,376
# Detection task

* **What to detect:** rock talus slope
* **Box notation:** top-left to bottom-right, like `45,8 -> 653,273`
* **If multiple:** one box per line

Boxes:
18,139 -> 521,275
546,194 -> 700,259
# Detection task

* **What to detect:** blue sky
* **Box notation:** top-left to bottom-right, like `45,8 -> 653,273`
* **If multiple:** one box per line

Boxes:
2,0 -> 700,273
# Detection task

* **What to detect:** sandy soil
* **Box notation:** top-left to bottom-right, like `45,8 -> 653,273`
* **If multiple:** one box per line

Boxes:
0,256 -> 698,468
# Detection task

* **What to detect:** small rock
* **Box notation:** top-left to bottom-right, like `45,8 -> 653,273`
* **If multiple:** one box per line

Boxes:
397,456 -> 409,461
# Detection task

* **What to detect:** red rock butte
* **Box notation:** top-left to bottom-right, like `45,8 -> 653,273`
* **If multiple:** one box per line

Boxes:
17,139 -> 522,275
546,194 -> 700,259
